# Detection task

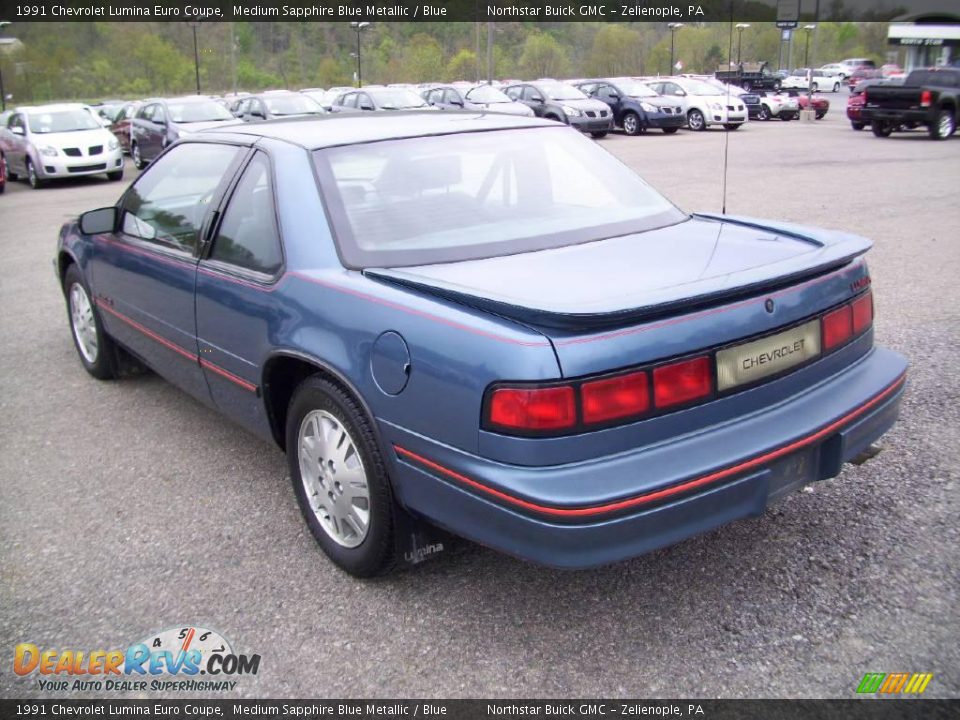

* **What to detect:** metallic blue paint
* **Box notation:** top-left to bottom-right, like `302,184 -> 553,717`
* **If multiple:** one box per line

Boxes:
57,114 -> 908,569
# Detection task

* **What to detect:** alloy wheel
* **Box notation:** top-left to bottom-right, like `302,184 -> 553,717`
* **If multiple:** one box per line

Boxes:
69,283 -> 99,364
297,409 -> 370,548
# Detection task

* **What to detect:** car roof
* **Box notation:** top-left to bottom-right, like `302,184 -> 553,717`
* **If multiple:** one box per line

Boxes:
201,111 -> 554,150
17,103 -> 91,113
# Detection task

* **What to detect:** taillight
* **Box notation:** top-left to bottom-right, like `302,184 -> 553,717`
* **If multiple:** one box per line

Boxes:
653,356 -> 713,409
488,386 -> 576,432
851,291 -> 873,334
920,89 -> 932,107
581,371 -> 650,424
822,305 -> 853,351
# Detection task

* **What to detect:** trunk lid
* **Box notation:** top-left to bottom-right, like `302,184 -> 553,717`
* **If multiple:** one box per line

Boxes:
368,215 -> 872,377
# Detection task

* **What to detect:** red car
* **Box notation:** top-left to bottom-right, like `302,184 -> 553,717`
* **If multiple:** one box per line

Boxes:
108,101 -> 142,155
786,90 -> 829,119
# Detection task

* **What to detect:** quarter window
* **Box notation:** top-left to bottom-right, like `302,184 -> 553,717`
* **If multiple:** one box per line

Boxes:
120,143 -> 242,253
209,153 -> 282,275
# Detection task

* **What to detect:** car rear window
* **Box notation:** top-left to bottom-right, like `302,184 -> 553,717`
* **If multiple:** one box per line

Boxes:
313,126 -> 684,268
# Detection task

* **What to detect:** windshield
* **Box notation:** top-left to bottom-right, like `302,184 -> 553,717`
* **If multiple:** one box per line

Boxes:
264,94 -> 323,116
611,80 -> 658,98
368,88 -> 428,109
466,85 -> 511,103
540,84 -> 587,101
167,101 -> 234,123
27,109 -> 101,134
314,126 -> 683,268
681,80 -> 726,96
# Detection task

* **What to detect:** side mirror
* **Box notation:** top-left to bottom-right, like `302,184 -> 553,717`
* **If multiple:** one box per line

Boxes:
79,206 -> 119,235
532,95 -> 545,104
251,110 -> 265,119
360,103 -> 374,111
610,93 -> 621,100
12,126 -> 24,136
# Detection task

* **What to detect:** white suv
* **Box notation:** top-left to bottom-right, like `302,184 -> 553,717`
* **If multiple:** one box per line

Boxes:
644,77 -> 747,131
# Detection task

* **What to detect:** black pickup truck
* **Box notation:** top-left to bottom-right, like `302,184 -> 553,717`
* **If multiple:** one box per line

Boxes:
861,67 -> 958,140
715,62 -> 782,92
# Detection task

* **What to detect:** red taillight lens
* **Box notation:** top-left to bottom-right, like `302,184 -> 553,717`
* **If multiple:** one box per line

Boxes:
488,386 -> 576,432
920,89 -> 932,107
581,371 -> 650,424
822,304 -> 853,350
653,356 -> 713,409
851,291 -> 873,334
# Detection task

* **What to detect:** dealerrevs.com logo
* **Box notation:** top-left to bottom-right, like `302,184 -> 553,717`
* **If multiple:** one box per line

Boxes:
13,626 -> 260,692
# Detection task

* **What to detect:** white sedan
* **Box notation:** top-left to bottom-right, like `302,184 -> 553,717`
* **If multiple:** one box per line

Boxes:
782,70 -> 842,93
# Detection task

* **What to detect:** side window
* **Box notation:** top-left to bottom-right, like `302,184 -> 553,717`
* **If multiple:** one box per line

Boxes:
153,105 -> 167,123
343,93 -> 357,108
523,86 -> 543,102
504,87 -> 521,100
358,93 -> 374,109
120,143 -> 242,253
209,153 -> 282,275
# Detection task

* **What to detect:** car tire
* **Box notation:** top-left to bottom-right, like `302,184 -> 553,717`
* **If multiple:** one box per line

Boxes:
929,109 -> 955,140
687,108 -> 706,131
815,111 -> 826,120
833,82 -> 841,92
26,159 -> 45,189
287,375 -> 396,578
757,105 -> 771,121
851,121 -> 865,130
871,120 -> 894,137
131,143 -> 146,170
107,169 -> 124,181
662,127 -> 679,134
622,111 -> 642,136
811,83 -> 819,92
773,80 -> 782,91
63,265 -> 118,380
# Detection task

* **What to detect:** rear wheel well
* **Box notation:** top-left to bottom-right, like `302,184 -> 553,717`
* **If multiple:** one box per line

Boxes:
262,355 -> 365,451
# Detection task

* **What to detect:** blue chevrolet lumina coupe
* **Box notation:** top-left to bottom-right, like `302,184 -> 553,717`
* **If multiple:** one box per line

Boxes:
57,112 -> 907,577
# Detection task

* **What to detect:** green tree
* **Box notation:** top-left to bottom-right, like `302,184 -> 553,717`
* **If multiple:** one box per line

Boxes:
518,33 -> 570,79
400,33 -> 445,82
446,48 -> 478,82
586,24 -> 643,77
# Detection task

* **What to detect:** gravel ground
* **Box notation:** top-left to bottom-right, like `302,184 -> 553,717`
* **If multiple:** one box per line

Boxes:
1,96 -> 958,699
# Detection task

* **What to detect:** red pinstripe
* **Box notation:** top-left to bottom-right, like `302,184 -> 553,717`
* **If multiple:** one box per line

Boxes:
394,372 -> 906,519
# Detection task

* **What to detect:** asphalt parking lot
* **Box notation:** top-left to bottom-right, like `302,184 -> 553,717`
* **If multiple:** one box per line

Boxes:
1,96 -> 958,699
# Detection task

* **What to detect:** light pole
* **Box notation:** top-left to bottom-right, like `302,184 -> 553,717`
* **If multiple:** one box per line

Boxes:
667,23 -> 684,76
735,23 -> 750,66
803,24 -> 816,69
486,22 -> 494,85
187,21 -> 201,94
350,22 -> 371,88
0,21 -> 10,112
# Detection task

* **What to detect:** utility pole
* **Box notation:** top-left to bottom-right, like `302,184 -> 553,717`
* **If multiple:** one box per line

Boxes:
188,21 -> 201,94
735,23 -> 750,66
667,23 -> 684,76
486,22 -> 493,84
230,22 -> 237,95
0,21 -> 9,112
350,22 -> 370,88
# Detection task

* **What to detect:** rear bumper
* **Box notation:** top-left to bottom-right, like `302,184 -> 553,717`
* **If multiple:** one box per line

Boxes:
861,108 -> 930,124
383,347 -> 907,569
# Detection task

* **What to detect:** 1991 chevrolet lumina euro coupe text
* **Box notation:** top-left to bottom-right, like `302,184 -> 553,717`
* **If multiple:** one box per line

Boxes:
57,112 -> 907,577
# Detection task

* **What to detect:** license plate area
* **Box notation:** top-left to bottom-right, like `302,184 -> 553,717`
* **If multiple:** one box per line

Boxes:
767,446 -> 820,502
716,319 -> 821,392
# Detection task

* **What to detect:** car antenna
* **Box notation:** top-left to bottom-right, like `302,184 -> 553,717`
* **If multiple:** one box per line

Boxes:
721,1 -> 735,215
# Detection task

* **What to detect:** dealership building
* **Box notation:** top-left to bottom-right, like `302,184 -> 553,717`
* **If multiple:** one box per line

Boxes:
887,13 -> 960,70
